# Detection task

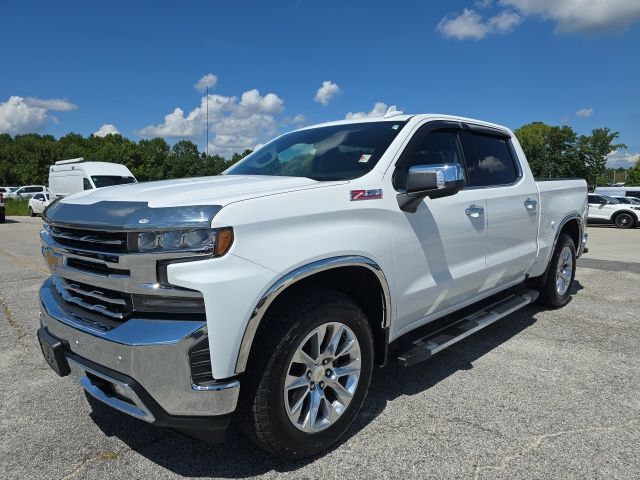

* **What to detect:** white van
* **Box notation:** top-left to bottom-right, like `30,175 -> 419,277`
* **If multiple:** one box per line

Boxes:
594,186 -> 640,200
49,158 -> 136,198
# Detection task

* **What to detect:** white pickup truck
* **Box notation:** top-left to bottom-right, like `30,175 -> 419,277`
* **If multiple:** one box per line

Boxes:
37,113 -> 588,459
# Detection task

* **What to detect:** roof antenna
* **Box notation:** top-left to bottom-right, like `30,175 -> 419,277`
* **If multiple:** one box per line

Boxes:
383,105 -> 403,118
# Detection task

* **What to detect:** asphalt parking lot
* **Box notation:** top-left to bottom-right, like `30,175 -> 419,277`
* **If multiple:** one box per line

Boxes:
1,216 -> 639,479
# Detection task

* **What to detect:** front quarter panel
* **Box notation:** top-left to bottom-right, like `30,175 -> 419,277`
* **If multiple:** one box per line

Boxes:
169,175 -> 397,379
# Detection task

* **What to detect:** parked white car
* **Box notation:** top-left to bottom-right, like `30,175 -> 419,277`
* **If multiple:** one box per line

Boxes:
588,194 -> 639,228
8,185 -> 48,199
49,158 -> 136,198
38,112 -> 588,459
28,193 -> 52,216
0,186 -> 17,196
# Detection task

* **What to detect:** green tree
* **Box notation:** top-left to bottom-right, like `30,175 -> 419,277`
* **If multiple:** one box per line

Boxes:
514,122 -> 581,178
576,128 -> 626,185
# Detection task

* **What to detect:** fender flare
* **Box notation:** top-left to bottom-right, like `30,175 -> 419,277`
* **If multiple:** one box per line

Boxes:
234,255 -> 392,374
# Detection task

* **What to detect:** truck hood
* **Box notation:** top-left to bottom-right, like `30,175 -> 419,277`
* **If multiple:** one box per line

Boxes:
58,175 -> 343,208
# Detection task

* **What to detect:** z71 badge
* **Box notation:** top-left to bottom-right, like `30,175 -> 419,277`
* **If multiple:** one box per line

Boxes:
350,189 -> 383,201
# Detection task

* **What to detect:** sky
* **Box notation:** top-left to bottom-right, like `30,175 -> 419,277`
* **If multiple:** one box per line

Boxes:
1,0 -> 639,168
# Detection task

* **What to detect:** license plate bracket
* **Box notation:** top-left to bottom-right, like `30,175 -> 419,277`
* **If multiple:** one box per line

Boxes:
37,327 -> 70,377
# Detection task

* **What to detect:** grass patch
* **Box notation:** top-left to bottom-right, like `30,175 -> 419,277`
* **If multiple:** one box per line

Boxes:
4,198 -> 30,216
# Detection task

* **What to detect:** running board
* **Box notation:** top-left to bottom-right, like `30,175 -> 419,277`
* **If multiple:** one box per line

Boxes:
397,289 -> 539,367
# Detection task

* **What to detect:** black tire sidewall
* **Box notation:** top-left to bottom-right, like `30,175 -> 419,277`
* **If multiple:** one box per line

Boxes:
615,213 -> 634,228
545,234 -> 576,307
261,298 -> 373,456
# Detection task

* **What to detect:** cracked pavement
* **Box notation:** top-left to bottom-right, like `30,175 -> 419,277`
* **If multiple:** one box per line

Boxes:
1,218 -> 639,479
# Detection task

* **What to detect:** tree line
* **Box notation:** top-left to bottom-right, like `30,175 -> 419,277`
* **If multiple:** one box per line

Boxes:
0,133 -> 251,186
0,122 -> 637,187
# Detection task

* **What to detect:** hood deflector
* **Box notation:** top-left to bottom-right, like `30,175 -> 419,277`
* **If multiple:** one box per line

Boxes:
43,201 -> 222,231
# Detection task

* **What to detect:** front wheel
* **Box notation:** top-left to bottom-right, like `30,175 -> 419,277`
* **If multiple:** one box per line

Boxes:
238,288 -> 374,460
538,233 -> 576,308
29,207 -> 35,217
614,212 -> 635,229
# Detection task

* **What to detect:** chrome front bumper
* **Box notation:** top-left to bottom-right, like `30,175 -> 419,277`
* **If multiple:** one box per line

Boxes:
39,278 -> 239,421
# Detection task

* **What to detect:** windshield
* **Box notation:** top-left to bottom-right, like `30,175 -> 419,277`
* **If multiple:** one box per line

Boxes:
225,121 -> 407,181
91,176 -> 137,188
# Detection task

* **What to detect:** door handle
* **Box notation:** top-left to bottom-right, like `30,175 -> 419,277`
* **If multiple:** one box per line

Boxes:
524,198 -> 538,212
465,205 -> 485,218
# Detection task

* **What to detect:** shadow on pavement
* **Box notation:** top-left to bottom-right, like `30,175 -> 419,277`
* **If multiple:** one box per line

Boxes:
85,291 -> 583,476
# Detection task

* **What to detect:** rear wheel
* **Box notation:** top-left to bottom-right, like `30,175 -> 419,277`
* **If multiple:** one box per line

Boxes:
538,233 -> 576,308
614,212 -> 635,229
0,209 -> 5,223
29,207 -> 35,217
238,288 -> 374,460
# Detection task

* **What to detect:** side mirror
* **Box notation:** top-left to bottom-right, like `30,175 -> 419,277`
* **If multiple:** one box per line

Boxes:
399,164 -> 465,212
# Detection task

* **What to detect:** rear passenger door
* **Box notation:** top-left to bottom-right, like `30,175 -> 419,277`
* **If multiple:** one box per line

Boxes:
458,128 -> 539,290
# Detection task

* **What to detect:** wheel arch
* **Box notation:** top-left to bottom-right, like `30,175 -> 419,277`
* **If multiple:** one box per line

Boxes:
235,255 -> 392,374
527,213 -> 584,288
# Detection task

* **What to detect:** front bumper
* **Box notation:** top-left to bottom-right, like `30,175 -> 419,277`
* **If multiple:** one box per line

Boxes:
39,277 -> 240,428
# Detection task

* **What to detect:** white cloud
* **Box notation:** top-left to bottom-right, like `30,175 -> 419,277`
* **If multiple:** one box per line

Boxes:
475,0 -> 493,8
314,80 -> 341,106
437,8 -> 521,40
291,114 -> 305,123
0,95 -> 78,135
501,0 -> 640,34
345,102 -> 389,119
138,79 -> 286,156
194,73 -> 217,92
94,124 -> 120,137
24,97 -> 77,111
575,108 -> 594,118
606,150 -> 639,169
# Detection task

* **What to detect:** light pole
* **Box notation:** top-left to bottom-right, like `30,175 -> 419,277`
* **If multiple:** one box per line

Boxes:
206,86 -> 209,157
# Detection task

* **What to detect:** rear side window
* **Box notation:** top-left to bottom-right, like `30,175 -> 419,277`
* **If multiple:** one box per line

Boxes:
83,178 -> 93,190
393,129 -> 463,190
459,132 -> 519,187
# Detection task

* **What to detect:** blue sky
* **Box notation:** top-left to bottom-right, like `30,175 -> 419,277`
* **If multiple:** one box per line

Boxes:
1,0 -> 639,167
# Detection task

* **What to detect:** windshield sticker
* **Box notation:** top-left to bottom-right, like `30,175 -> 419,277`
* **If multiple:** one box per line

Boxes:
392,124 -> 399,130
359,154 -> 372,163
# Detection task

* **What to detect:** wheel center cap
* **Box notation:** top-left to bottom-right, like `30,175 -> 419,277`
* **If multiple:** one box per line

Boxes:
311,366 -> 325,383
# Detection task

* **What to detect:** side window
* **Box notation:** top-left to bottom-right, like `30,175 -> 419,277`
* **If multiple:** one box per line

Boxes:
394,128 -> 463,190
33,194 -> 43,201
588,195 -> 603,203
83,178 -> 93,190
459,132 -> 519,187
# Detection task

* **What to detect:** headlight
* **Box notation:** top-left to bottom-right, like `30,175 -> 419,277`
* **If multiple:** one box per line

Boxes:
136,227 -> 234,256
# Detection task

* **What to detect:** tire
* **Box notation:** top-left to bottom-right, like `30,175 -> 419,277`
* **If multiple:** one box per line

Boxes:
0,209 -> 4,223
29,207 -> 35,217
614,212 -> 635,229
538,233 -> 576,308
237,287 -> 374,460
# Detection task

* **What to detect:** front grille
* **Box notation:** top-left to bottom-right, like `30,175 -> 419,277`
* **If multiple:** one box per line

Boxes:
53,277 -> 132,320
50,226 -> 128,253
189,337 -> 214,385
66,258 -> 129,276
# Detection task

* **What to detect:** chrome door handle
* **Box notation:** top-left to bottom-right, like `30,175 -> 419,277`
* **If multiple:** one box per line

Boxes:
524,198 -> 538,212
465,205 -> 485,217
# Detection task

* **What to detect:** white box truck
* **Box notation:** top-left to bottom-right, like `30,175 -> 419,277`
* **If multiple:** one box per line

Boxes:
49,158 -> 136,198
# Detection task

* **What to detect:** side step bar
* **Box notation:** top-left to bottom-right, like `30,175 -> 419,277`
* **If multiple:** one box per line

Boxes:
397,289 -> 539,367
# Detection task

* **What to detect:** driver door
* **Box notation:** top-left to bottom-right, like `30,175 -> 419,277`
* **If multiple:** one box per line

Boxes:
390,122 -> 488,334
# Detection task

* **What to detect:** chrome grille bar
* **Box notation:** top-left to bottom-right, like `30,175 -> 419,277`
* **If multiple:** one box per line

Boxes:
58,278 -> 128,306
53,278 -> 126,320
